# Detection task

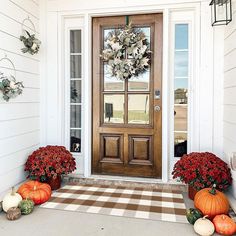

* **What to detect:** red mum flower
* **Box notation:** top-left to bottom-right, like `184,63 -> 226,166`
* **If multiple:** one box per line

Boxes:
172,152 -> 232,192
24,145 -> 77,182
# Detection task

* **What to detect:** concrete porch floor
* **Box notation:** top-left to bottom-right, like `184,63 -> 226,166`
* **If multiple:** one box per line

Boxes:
0,205 -> 197,236
0,188 -> 200,236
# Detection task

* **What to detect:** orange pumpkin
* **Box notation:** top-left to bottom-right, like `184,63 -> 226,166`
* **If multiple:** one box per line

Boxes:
213,214 -> 236,236
18,181 -> 51,205
194,185 -> 229,219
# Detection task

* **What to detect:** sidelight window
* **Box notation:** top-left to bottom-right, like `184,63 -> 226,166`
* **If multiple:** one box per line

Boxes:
70,30 -> 82,153
173,24 -> 189,158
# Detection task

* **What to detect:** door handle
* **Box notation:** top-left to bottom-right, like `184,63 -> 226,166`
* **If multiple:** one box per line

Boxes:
154,105 -> 161,112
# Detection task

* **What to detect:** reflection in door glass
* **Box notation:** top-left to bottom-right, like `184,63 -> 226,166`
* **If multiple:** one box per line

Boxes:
70,129 -> 81,153
70,30 -> 81,53
128,95 -> 149,124
70,55 -> 81,78
104,64 -> 124,91
174,24 -> 189,157
104,95 -> 124,124
128,69 -> 150,91
70,29 -> 82,153
174,78 -> 188,104
136,27 -> 151,45
174,51 -> 188,77
71,80 -> 81,103
174,105 -> 187,131
174,132 -> 187,157
70,105 -> 81,128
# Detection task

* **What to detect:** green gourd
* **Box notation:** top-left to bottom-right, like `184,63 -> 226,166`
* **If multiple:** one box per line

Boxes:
186,208 -> 203,225
18,199 -> 34,215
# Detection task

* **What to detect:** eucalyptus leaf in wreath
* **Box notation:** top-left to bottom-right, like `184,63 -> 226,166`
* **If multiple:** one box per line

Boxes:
101,23 -> 152,80
0,72 -> 24,102
20,30 -> 41,55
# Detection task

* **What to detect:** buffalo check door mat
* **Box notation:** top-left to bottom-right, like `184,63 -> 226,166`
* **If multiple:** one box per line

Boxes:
40,183 -> 188,223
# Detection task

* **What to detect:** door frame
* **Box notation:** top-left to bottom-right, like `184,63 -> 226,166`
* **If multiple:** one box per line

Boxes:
88,11 -> 168,181
56,3 -> 201,182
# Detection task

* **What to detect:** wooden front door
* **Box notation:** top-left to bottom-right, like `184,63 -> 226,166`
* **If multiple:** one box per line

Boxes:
92,14 -> 163,178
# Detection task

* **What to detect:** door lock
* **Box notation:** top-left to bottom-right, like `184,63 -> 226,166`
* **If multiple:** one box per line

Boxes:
154,105 -> 161,112
155,89 -> 161,100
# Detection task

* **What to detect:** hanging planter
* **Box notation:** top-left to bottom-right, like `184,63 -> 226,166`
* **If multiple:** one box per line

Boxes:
0,55 -> 24,102
100,17 -> 152,80
20,16 -> 41,55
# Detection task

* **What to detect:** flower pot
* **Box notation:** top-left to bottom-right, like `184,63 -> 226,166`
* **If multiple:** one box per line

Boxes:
188,185 -> 198,200
47,175 -> 61,190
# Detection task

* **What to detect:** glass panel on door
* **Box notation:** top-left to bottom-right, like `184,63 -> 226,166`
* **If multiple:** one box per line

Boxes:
102,26 -> 152,126
128,70 -> 150,91
104,64 -> 124,91
128,94 -> 150,124
104,94 -> 125,124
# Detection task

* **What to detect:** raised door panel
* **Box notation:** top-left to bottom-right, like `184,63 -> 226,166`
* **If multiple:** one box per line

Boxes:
100,134 -> 123,164
129,135 -> 153,165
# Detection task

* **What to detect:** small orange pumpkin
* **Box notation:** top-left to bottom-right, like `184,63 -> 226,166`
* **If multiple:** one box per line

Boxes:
194,185 -> 229,219
18,181 -> 51,205
213,214 -> 236,236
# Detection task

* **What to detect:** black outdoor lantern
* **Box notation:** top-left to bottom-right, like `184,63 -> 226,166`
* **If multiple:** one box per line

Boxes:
210,0 -> 232,26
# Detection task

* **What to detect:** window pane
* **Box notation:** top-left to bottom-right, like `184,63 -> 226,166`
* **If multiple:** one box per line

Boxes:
174,78 -> 188,104
175,24 -> 188,50
70,105 -> 81,128
70,129 -> 81,153
104,28 -> 122,48
104,64 -> 124,91
71,80 -> 81,103
175,89 -> 188,105
128,70 -> 150,91
128,95 -> 149,124
70,30 -> 81,53
104,95 -> 124,124
174,51 -> 188,77
70,55 -> 81,78
174,105 -> 187,131
174,132 -> 187,157
135,27 -> 151,45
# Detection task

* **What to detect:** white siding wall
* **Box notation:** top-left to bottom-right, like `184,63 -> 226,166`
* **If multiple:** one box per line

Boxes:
0,0 -> 40,200
224,0 -> 236,196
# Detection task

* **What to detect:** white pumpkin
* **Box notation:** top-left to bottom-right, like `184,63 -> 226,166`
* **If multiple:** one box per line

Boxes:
194,216 -> 215,236
2,188 -> 22,212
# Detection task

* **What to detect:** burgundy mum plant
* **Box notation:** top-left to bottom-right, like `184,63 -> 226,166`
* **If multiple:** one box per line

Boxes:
25,145 -> 76,182
172,152 -> 232,191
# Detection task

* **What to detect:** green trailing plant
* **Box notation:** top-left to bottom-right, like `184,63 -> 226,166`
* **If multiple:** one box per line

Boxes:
0,72 -> 24,102
20,30 -> 41,55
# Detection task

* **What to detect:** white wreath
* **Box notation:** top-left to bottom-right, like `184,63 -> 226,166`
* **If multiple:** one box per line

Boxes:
101,23 -> 151,80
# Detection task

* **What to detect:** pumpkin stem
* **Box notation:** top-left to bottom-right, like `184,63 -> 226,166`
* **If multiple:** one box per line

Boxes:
11,187 -> 16,196
209,184 -> 217,195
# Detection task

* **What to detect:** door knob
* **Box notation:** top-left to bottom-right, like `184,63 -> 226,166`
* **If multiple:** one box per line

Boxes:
154,105 -> 161,112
